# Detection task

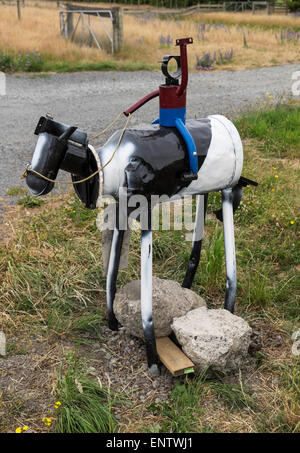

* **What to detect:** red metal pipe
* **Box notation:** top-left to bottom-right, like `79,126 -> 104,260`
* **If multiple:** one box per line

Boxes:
176,37 -> 192,98
124,90 -> 160,116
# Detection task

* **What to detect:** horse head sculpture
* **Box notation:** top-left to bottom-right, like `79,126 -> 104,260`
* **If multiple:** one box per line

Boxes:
24,38 -> 257,375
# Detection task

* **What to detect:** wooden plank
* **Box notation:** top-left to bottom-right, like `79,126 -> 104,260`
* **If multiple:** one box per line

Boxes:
156,337 -> 194,377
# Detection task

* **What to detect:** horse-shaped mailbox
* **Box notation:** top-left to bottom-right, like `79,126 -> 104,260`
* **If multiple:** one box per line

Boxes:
24,38 -> 257,375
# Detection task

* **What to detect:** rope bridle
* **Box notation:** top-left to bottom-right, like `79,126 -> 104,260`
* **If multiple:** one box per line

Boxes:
22,112 -> 131,185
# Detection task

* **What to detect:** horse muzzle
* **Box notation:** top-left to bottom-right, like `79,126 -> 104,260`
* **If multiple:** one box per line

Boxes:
26,132 -> 60,196
26,125 -> 77,196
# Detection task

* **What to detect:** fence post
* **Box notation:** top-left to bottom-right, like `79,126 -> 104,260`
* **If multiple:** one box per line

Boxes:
112,7 -> 123,54
17,0 -> 21,20
66,5 -> 74,39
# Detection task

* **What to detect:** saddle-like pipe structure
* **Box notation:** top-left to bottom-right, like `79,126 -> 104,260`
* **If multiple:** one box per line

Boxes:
124,37 -> 198,179
97,115 -> 243,200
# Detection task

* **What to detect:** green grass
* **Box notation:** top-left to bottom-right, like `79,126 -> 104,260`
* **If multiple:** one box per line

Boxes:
6,342 -> 27,356
6,186 -> 28,197
0,50 -> 44,73
0,49 -> 155,73
209,380 -> 256,411
201,225 -> 225,290
2,196 -> 105,337
54,354 -> 119,433
145,372 -> 213,433
0,393 -> 25,433
17,194 -> 45,208
235,103 -> 300,158
41,59 -> 153,73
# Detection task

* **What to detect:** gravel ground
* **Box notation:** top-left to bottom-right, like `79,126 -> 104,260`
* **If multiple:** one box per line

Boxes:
1,318 -> 285,432
0,326 -> 179,432
0,64 -> 298,206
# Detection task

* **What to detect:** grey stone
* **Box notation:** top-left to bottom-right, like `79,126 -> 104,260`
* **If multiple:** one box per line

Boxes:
114,277 -> 206,338
171,307 -> 252,373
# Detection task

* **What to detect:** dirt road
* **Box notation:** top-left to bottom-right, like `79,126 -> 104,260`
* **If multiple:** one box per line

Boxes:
0,64 -> 298,201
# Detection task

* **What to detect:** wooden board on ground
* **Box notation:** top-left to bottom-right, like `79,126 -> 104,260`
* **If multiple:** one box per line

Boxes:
156,337 -> 195,376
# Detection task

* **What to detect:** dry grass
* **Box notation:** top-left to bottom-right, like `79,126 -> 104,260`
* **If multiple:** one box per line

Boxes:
193,11 -> 300,29
123,14 -> 300,70
0,2 -> 300,71
0,3 -> 109,64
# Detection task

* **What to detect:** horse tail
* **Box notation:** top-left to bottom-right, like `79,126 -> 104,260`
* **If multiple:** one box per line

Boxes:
214,176 -> 258,222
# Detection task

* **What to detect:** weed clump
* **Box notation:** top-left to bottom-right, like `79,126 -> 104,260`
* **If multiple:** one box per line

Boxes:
196,49 -> 234,70
54,354 -> 119,433
0,50 -> 44,73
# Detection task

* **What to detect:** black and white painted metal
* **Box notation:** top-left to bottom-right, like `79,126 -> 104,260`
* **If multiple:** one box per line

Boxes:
24,112 -> 257,375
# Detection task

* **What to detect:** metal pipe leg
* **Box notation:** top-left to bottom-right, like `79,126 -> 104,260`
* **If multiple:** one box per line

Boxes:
141,225 -> 159,375
106,227 -> 125,331
222,188 -> 237,313
182,194 -> 208,289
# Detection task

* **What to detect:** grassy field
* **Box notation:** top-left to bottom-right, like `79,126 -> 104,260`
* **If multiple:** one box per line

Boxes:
0,2 -> 300,72
0,100 -> 299,433
193,10 -> 300,30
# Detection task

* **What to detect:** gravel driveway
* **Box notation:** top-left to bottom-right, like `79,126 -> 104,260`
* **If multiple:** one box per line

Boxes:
0,64 -> 298,202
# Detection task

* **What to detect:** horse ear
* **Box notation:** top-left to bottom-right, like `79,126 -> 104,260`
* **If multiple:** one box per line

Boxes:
58,126 -> 77,142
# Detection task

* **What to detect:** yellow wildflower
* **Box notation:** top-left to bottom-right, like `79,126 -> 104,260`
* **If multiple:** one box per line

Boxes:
273,167 -> 277,170
42,417 -> 52,427
15,427 -> 22,433
274,174 -> 279,178
23,426 -> 29,431
54,401 -> 62,409
290,221 -> 295,225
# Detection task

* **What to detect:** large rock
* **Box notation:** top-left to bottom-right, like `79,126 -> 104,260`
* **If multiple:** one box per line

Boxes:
172,307 -> 252,373
114,277 -> 206,338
